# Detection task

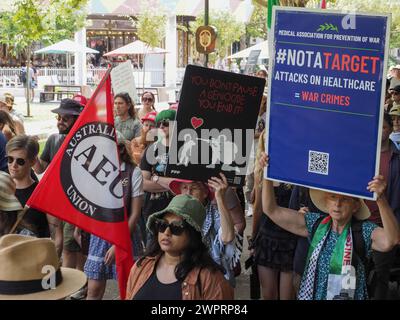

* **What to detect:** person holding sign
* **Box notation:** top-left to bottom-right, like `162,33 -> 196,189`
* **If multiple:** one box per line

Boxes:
260,153 -> 399,300
169,174 -> 242,287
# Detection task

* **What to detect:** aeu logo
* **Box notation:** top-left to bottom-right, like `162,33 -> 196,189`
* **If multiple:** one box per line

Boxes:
60,122 -> 124,222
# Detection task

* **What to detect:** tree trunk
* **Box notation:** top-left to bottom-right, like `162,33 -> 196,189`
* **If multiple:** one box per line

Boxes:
26,48 -> 31,117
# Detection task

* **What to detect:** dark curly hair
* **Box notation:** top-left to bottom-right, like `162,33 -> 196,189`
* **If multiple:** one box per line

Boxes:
114,92 -> 136,119
140,217 -> 225,281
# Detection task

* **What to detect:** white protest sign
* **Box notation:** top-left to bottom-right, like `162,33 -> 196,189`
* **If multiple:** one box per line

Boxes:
110,60 -> 138,103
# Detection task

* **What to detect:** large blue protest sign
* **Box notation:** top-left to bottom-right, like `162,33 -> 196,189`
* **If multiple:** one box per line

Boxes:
266,8 -> 390,200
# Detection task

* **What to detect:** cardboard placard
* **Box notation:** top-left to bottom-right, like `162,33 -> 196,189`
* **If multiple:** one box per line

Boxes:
110,60 -> 138,103
266,8 -> 390,199
165,65 -> 265,186
244,49 -> 261,75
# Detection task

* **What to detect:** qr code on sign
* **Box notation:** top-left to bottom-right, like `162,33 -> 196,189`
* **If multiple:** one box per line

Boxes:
308,150 -> 329,175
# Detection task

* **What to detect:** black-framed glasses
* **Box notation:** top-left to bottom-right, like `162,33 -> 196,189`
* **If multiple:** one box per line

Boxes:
7,156 -> 26,166
155,219 -> 185,236
158,120 -> 169,128
142,97 -> 154,102
55,115 -> 73,122
392,92 -> 400,96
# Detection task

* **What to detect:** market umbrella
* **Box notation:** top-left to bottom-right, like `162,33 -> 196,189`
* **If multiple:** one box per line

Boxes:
35,39 -> 99,54
35,39 -> 99,84
103,40 -> 168,56
104,40 -> 168,90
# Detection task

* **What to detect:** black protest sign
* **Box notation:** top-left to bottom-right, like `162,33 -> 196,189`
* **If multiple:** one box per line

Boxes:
165,65 -> 265,186
244,49 -> 261,75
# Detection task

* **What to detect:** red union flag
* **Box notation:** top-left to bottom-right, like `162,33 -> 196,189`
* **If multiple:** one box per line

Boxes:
27,70 -> 133,299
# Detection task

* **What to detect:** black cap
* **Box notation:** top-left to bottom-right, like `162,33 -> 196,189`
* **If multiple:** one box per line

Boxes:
51,99 -> 84,115
392,85 -> 400,93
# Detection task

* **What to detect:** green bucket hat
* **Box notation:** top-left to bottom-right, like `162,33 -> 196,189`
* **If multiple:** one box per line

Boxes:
155,109 -> 176,124
147,194 -> 206,235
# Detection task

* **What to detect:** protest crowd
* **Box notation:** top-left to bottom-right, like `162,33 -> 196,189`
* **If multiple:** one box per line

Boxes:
0,53 -> 400,301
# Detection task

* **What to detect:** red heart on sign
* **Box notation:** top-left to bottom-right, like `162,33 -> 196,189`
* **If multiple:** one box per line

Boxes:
191,117 -> 204,129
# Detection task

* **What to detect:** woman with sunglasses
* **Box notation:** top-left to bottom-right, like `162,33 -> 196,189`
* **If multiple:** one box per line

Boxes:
114,92 -> 142,142
130,111 -> 157,165
138,91 -> 156,120
126,194 -> 234,300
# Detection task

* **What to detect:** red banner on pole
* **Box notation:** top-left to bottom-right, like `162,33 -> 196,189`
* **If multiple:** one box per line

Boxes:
27,70 -> 133,299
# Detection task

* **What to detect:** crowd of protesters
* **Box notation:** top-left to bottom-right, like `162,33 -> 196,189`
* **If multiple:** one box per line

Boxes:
0,63 -> 399,301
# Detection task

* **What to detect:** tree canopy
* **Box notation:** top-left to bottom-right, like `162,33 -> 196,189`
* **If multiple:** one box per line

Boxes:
134,10 -> 167,48
331,0 -> 400,48
0,0 -> 88,56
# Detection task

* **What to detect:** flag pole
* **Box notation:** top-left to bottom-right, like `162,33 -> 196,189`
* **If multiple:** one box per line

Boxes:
9,205 -> 30,234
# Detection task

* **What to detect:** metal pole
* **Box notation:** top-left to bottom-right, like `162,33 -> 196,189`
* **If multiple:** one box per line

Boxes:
204,0 -> 209,68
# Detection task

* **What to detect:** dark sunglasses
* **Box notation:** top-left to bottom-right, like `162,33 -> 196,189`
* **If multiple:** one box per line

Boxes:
7,156 -> 26,166
55,115 -> 73,122
157,120 -> 169,127
392,92 -> 400,96
142,97 -> 154,102
155,219 -> 185,236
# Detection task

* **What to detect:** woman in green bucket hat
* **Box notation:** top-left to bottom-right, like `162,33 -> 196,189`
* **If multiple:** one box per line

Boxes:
126,194 -> 234,300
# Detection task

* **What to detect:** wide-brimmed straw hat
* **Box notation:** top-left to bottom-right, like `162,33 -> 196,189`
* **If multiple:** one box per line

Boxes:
0,172 -> 23,212
169,179 -> 215,201
309,189 -> 370,220
0,234 -> 87,300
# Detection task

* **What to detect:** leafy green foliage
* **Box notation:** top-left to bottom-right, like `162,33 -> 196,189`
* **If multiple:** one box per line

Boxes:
0,0 -> 88,116
332,0 -> 400,48
134,10 -> 167,48
0,0 -> 88,56
246,3 -> 268,39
